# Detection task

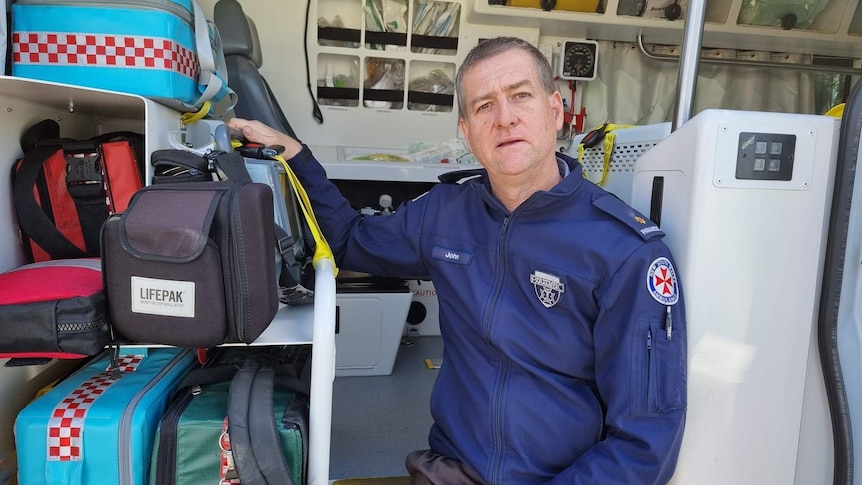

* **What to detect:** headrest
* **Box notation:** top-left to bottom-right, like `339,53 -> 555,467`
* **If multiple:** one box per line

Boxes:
214,0 -> 263,68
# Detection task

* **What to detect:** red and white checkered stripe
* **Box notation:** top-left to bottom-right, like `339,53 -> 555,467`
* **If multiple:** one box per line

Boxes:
46,354 -> 145,461
112,354 -> 145,373
12,32 -> 199,80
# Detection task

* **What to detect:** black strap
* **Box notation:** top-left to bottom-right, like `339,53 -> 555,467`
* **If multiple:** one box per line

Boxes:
64,149 -> 109,255
212,150 -> 254,182
13,145 -> 88,260
228,359 -> 268,485
249,365 -> 297,485
227,357 -> 302,485
175,365 -> 241,391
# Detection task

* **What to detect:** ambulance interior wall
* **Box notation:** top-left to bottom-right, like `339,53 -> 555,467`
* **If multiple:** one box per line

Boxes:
197,0 -> 543,152
0,79 -> 171,481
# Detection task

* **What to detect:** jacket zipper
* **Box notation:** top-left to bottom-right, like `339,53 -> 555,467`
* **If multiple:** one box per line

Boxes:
646,327 -> 653,413
487,216 -> 510,484
14,0 -> 192,26
118,348 -> 193,485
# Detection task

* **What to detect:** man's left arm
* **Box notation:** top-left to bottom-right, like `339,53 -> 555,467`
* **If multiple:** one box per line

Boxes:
548,241 -> 688,485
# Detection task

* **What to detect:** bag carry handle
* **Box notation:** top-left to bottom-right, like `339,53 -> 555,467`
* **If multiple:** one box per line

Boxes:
228,359 -> 298,485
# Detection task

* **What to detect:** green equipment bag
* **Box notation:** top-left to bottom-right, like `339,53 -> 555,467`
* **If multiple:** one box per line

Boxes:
149,347 -> 310,485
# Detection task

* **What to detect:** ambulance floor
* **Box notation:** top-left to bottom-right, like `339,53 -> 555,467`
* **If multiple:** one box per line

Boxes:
329,336 -> 443,480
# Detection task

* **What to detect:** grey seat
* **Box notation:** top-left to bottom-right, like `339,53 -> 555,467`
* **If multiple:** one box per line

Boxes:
214,0 -> 301,141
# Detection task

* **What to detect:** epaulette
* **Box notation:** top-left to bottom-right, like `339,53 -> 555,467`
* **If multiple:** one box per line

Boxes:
592,193 -> 664,241
438,168 -> 485,184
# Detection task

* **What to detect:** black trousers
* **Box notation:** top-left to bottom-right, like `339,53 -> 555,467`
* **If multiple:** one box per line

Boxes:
406,449 -> 486,485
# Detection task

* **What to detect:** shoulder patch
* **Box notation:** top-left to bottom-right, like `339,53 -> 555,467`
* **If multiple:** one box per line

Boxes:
647,257 -> 679,305
592,194 -> 664,241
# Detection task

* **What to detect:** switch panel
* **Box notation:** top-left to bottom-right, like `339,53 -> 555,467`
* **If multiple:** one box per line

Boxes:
736,132 -> 796,181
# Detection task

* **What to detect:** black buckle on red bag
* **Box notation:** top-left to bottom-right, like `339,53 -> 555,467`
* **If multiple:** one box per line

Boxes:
65,152 -> 103,190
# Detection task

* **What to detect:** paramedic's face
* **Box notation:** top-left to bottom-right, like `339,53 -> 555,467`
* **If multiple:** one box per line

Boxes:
458,49 -> 563,180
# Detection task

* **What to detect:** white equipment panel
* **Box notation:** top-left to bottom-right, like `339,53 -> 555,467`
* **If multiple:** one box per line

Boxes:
631,109 -> 840,485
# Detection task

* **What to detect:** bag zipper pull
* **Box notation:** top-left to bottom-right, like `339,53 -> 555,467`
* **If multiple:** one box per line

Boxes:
109,344 -> 122,380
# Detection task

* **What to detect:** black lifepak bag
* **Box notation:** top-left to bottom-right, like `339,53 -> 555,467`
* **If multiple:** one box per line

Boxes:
102,180 -> 279,347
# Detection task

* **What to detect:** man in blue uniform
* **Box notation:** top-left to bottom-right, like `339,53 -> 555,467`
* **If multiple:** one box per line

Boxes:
229,36 -> 687,484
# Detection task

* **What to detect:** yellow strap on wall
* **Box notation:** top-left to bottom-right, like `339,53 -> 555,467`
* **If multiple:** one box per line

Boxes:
577,123 -> 634,187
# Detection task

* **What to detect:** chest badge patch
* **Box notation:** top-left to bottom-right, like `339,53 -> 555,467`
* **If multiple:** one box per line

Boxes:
647,257 -> 679,305
531,271 -> 565,308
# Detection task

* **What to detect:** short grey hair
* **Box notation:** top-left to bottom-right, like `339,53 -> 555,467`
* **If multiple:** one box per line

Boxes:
455,36 -> 558,119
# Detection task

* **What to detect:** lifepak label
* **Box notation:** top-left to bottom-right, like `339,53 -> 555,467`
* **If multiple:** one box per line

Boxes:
131,276 -> 195,318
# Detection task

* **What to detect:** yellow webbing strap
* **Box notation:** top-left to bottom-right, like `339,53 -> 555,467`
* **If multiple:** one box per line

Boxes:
577,123 -> 634,187
272,154 -> 338,276
228,140 -> 337,275
180,101 -> 211,125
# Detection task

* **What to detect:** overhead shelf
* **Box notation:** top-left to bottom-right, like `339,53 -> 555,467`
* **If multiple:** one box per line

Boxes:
467,0 -> 862,58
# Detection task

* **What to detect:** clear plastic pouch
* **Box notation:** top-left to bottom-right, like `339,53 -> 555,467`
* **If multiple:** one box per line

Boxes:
737,0 -> 831,29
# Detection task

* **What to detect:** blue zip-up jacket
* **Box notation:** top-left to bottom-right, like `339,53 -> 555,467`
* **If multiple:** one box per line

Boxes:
289,146 -> 687,484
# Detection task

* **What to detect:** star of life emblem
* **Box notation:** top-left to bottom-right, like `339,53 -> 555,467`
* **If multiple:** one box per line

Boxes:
647,257 -> 679,305
531,271 -> 565,308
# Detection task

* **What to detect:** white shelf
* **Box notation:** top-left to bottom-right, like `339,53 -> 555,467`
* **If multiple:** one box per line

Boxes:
222,304 -> 315,346
310,145 -> 469,183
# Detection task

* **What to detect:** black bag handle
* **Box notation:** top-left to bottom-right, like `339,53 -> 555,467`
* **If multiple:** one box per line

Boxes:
228,359 -> 269,485
249,365 -> 297,485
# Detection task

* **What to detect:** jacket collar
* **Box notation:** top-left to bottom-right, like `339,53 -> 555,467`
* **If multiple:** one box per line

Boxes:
440,152 -> 587,215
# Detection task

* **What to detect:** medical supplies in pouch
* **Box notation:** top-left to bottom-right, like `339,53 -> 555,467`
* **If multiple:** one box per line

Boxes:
15,347 -> 199,485
101,180 -> 279,347
0,258 -> 110,361
12,119 -> 143,263
737,0 -> 830,29
11,0 -> 235,113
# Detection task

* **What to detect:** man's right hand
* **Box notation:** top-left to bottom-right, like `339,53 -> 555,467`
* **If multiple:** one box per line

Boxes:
226,118 -> 303,159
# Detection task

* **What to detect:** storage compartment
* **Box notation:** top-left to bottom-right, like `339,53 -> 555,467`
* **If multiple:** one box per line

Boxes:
0,75 -> 182,272
335,274 -> 412,377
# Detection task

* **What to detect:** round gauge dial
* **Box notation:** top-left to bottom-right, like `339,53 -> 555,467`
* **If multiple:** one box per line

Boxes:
560,40 -> 598,81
